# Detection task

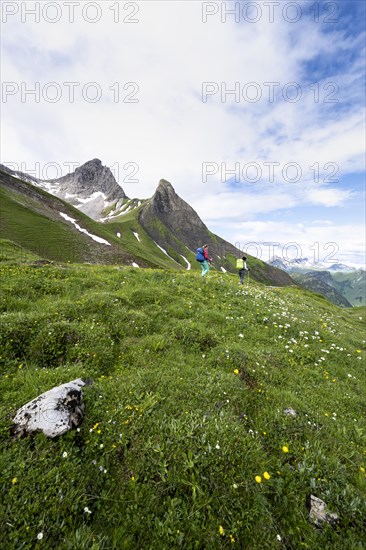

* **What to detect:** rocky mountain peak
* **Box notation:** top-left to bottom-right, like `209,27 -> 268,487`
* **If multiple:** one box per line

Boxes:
157,178 -> 174,190
139,178 -> 215,254
151,179 -> 181,213
36,158 -> 128,221
74,158 -> 103,183
54,159 -> 127,201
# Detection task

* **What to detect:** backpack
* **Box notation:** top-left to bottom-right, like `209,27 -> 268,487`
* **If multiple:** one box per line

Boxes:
236,258 -> 244,269
196,247 -> 204,262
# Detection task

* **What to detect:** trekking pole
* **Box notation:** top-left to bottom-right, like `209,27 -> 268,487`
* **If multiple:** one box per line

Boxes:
246,269 -> 250,286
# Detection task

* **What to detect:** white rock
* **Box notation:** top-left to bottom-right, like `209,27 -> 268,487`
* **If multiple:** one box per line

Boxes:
12,378 -> 90,438
309,495 -> 339,528
283,408 -> 297,417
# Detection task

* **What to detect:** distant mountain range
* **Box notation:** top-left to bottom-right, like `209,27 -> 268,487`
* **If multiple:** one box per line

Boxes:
0,160 -> 292,287
268,256 -> 365,307
268,255 -> 359,273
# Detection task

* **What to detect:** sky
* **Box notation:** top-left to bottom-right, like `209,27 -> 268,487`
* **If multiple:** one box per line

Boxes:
1,0 -> 365,268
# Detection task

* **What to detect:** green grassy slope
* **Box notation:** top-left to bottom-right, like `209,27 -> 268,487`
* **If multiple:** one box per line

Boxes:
291,270 -> 366,308
0,264 -> 365,549
291,272 -> 352,308
332,271 -> 366,307
0,238 -> 41,263
0,184 -> 106,264
0,173 -> 173,268
105,210 -> 192,271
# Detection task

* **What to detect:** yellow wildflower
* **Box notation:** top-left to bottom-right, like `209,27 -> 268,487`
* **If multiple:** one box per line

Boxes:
282,446 -> 289,453
219,525 -> 225,536
11,477 -> 17,484
263,471 -> 271,480
233,369 -> 239,375
255,475 -> 262,483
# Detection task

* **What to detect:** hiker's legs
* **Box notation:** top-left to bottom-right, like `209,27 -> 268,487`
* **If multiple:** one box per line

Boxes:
239,269 -> 245,284
201,260 -> 209,276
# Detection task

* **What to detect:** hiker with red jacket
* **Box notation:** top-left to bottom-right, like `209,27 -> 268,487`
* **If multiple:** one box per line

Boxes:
196,244 -> 212,277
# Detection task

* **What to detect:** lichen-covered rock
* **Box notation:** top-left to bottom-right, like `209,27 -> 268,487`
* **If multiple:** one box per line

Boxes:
283,408 -> 297,417
308,495 -> 339,528
11,378 -> 91,438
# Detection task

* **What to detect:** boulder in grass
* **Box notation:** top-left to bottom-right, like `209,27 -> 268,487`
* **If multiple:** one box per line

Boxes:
11,378 -> 92,439
283,408 -> 297,417
308,495 -> 339,528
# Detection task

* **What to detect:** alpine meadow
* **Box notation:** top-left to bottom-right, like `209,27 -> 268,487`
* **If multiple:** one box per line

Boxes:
0,247 -> 365,548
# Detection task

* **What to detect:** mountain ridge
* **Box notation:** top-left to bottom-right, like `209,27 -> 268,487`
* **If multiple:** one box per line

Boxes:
0,160 -> 293,287
268,255 -> 361,273
0,159 -> 129,222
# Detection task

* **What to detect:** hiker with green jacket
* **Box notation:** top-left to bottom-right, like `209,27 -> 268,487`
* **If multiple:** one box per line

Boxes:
236,256 -> 248,284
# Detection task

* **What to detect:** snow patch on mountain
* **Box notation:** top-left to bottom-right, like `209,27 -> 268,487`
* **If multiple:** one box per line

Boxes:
154,241 -> 178,263
121,203 -> 134,214
180,255 -> 191,270
59,213 -> 111,246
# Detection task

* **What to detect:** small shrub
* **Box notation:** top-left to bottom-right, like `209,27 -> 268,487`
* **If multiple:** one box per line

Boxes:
0,313 -> 44,364
171,320 -> 219,351
129,288 -> 171,306
28,321 -> 79,367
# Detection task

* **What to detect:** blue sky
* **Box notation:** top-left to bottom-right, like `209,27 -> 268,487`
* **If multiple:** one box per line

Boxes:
1,0 -> 365,267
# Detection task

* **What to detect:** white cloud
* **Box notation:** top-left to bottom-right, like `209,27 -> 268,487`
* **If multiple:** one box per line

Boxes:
305,188 -> 352,207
